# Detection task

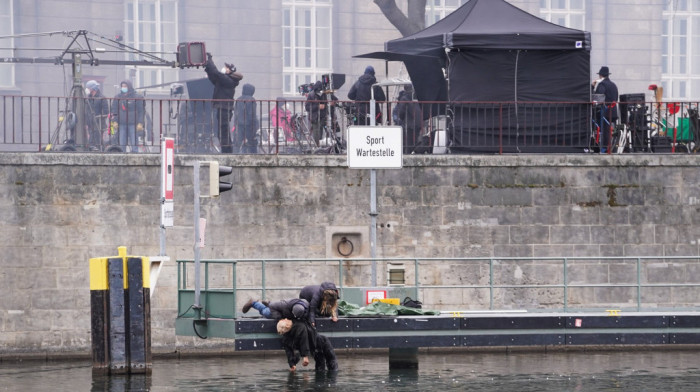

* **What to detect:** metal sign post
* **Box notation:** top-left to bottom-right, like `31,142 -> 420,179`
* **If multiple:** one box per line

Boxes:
160,138 -> 174,256
347,104 -> 402,286
192,161 -> 202,314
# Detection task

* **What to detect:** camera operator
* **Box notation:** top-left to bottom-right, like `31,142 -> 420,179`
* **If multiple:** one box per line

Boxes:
205,52 -> 243,153
305,81 -> 338,146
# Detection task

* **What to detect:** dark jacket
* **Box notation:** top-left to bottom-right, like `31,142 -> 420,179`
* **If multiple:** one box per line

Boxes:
86,91 -> 109,130
299,282 -> 338,325
594,77 -> 619,120
394,89 -> 422,151
305,86 -> 338,124
348,73 -> 386,123
110,80 -> 144,126
87,91 -> 109,118
205,57 -> 242,109
281,320 -> 338,371
282,321 -> 314,368
234,83 -> 258,134
268,298 -> 309,321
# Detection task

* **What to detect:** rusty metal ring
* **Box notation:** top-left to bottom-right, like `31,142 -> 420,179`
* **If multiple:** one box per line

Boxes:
337,236 -> 354,257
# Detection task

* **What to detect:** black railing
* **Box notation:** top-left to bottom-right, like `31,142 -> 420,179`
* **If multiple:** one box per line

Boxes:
1,94 -> 698,155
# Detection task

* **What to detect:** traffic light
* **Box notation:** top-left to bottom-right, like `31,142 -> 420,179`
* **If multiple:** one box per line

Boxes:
209,161 -> 233,197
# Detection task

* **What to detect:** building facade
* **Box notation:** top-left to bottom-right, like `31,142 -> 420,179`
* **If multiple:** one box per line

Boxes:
0,0 -> 697,102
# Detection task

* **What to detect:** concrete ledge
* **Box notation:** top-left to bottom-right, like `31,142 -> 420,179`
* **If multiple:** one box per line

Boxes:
2,151 -> 700,168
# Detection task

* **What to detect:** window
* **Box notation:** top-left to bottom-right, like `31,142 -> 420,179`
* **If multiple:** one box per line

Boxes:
282,0 -> 332,95
662,1 -> 700,100
425,0 -> 467,26
539,0 -> 585,30
125,0 -> 178,91
0,0 -> 14,87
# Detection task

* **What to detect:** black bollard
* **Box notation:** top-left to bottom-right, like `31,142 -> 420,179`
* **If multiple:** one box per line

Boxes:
89,257 -> 110,375
90,247 -> 152,375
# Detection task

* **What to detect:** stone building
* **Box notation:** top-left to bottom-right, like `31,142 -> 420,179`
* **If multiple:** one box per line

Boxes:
0,0 -> 698,102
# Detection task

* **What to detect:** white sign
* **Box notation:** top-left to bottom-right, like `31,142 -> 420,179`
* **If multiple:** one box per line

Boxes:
366,290 -> 386,304
161,201 -> 174,228
161,138 -> 174,201
347,126 -> 403,169
161,138 -> 174,227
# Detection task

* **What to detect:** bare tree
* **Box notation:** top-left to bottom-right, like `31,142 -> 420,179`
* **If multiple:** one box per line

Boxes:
373,0 -> 427,37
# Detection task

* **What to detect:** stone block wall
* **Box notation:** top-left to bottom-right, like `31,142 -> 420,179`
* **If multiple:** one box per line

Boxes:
1,152 -> 699,356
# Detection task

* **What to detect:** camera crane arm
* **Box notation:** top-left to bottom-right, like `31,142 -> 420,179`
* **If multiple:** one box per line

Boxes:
0,29 -> 177,67
0,29 -> 179,147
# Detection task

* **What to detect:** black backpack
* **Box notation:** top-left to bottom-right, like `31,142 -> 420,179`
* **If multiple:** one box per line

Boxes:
402,297 -> 422,309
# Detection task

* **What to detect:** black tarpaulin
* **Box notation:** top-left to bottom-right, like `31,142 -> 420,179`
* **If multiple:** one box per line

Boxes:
386,0 -> 590,54
375,0 -> 592,153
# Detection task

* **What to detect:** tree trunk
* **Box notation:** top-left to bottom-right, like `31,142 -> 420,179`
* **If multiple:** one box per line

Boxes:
374,0 -> 426,37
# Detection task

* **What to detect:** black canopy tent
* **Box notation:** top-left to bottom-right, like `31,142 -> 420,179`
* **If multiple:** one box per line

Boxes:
362,0 -> 592,153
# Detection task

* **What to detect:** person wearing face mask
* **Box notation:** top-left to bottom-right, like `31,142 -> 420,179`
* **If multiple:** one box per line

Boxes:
205,52 -> 243,153
84,80 -> 109,150
110,80 -> 145,153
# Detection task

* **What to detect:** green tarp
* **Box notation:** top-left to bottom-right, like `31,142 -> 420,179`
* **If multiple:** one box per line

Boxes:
337,300 -> 440,317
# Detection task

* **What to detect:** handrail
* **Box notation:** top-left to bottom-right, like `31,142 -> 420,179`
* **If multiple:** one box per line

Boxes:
176,256 -> 700,318
2,93 -> 698,154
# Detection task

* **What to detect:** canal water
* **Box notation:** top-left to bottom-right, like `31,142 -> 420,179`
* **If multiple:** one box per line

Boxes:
1,350 -> 699,391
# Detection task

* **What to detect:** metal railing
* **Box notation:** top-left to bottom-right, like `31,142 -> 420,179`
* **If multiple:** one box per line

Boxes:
2,94 -> 698,155
176,256 -> 700,319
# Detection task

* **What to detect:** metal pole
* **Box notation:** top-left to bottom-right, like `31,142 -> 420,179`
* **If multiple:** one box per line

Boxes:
370,97 -> 377,287
193,161 -> 202,314
72,53 -> 85,147
159,137 -> 166,257
370,169 -> 377,287
159,206 -> 166,256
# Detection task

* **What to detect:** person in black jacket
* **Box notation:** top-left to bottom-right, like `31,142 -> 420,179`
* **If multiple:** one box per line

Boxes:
205,52 -> 243,153
592,66 -> 619,153
393,86 -> 422,154
347,65 -> 386,125
110,80 -> 144,153
279,319 -> 338,372
305,81 -> 338,146
299,282 -> 339,326
84,80 -> 109,150
241,298 -> 309,322
233,83 -> 259,153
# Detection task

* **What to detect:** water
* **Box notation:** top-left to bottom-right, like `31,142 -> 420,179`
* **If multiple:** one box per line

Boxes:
1,351 -> 699,391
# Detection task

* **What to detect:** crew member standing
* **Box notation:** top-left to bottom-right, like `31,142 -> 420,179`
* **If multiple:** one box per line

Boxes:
348,65 -> 386,125
84,80 -> 109,150
110,80 -> 145,153
205,52 -> 243,153
592,66 -> 618,153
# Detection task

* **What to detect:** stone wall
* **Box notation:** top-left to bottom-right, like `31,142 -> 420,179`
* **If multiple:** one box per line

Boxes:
1,152 -> 699,356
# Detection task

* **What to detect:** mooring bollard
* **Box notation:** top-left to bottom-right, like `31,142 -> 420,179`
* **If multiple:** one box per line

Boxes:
89,246 -> 152,375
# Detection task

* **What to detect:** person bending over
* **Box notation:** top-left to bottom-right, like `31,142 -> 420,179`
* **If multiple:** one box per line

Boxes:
242,298 -> 309,322
278,319 -> 338,372
299,282 -> 339,326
